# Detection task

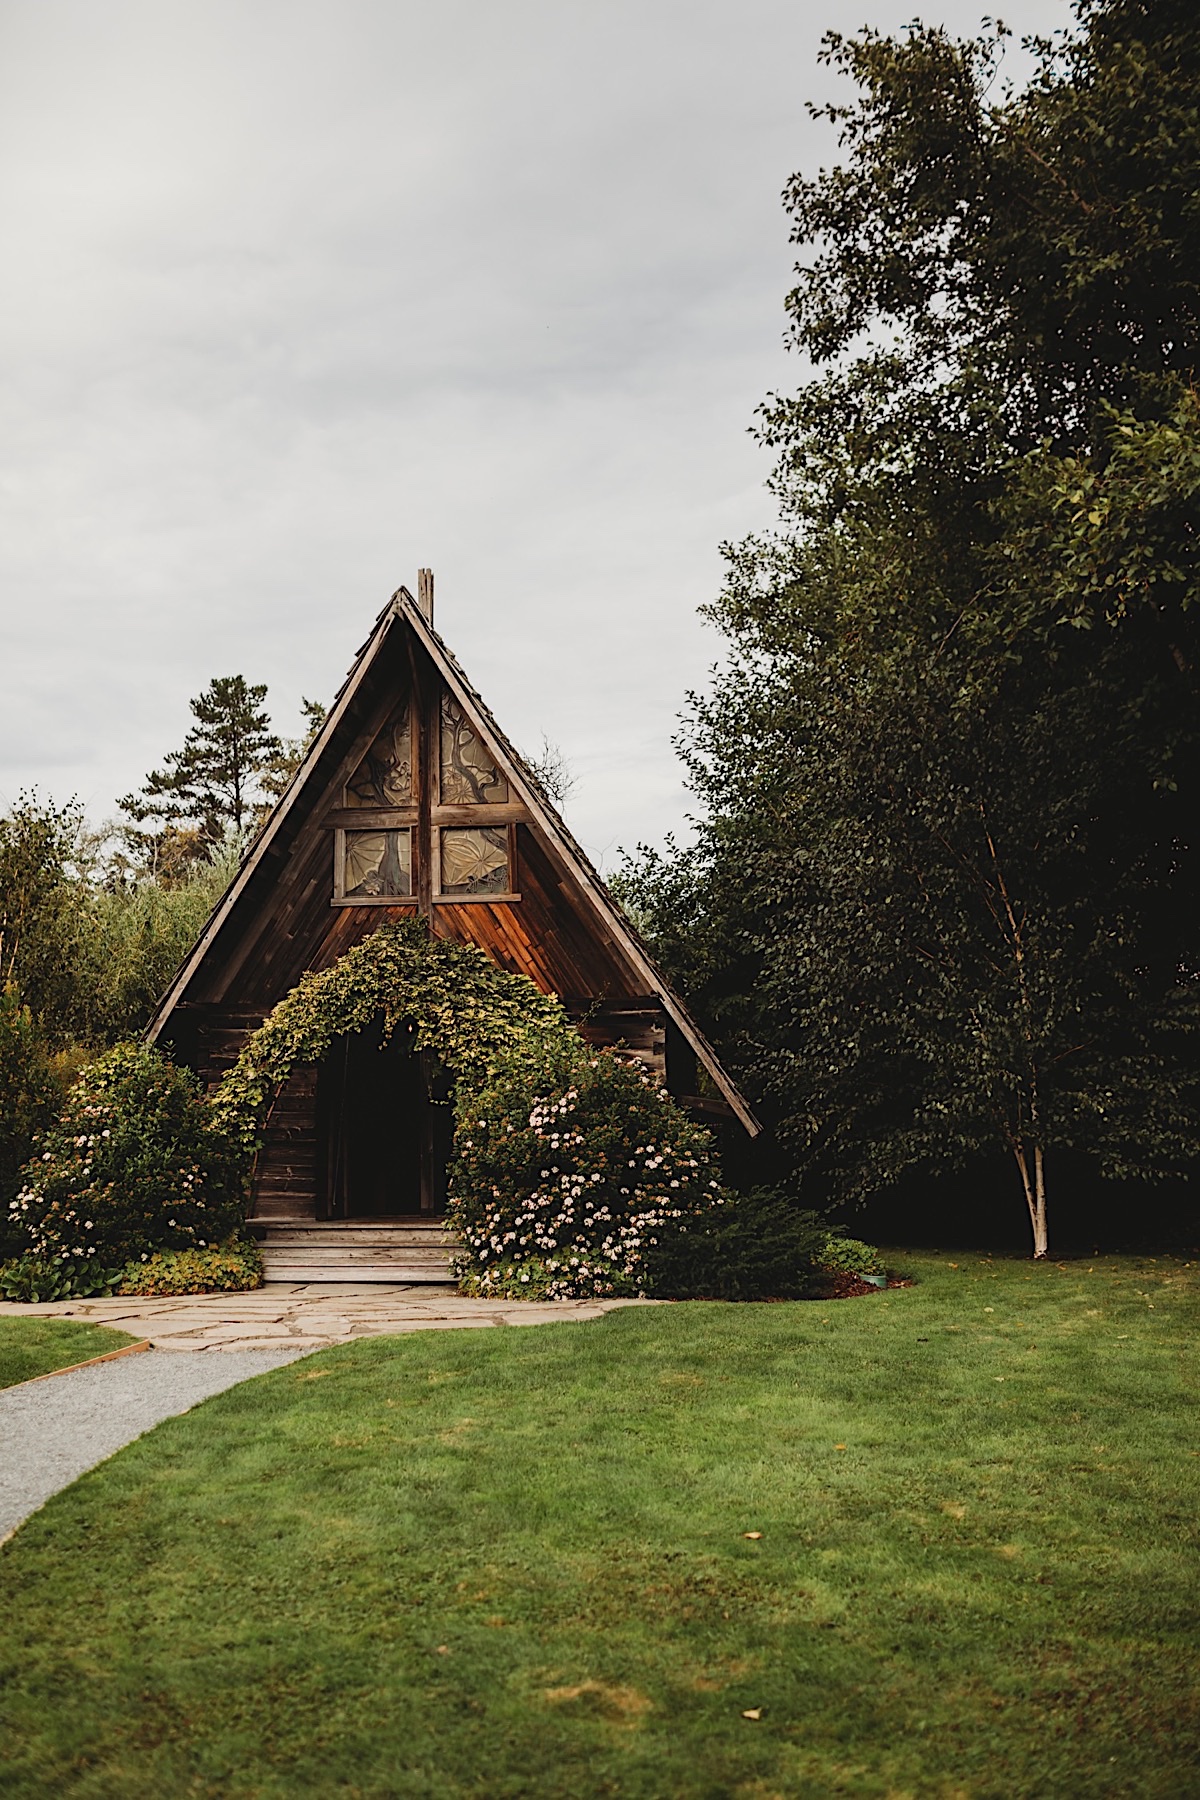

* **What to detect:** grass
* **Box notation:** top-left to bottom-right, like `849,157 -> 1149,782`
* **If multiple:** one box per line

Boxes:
1,1251 -> 1198,1798
0,1319 -> 140,1391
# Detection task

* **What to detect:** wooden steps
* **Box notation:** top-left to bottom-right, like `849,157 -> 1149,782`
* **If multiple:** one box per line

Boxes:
250,1218 -> 459,1284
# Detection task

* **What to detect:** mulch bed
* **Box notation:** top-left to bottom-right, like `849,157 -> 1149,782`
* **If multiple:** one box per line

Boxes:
817,1273 -> 915,1301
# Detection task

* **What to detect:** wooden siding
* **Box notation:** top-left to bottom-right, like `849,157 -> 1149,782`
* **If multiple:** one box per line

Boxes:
253,1066 -> 320,1219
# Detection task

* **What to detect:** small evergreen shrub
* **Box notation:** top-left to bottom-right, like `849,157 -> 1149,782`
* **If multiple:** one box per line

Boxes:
7,1043 -> 241,1269
450,1046 -> 725,1299
646,1187 -> 829,1301
116,1234 -> 263,1296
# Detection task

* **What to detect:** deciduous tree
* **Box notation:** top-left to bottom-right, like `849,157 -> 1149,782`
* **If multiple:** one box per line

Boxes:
625,0 -> 1200,1254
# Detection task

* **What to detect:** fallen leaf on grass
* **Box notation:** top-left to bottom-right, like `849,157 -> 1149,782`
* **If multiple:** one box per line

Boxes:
742,1708 -> 763,1721
834,1443 -> 847,1451
742,1531 -> 763,1540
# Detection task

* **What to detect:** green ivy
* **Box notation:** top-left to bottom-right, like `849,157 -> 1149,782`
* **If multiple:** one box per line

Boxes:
212,918 -> 583,1188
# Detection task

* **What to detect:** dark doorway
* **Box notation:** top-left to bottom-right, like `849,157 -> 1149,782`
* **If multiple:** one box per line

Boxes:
318,1017 -> 451,1217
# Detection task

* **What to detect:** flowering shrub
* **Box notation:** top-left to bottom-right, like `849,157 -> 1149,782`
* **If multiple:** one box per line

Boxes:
449,1045 -> 725,1299
7,1043 -> 241,1269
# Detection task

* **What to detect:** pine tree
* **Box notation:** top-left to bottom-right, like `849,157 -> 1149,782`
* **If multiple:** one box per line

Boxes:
120,676 -> 281,863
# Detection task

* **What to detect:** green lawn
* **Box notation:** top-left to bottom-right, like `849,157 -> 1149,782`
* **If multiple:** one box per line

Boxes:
1,1253 -> 1198,1798
0,1319 -> 141,1391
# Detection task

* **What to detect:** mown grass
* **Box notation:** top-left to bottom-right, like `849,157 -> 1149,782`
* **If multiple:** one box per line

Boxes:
1,1253 -> 1198,1798
0,1319 -> 139,1390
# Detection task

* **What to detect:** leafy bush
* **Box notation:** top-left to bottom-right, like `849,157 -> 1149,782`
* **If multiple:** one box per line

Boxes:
69,851 -> 237,1046
0,1254 -> 120,1303
0,795 -> 84,1048
450,1046 -> 725,1299
7,1043 -> 241,1269
456,1256 -> 564,1301
0,985 -> 61,1222
646,1187 -> 830,1301
818,1233 -> 884,1278
116,1235 -> 262,1297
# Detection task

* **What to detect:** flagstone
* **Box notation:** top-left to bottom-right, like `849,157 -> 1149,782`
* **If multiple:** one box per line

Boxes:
0,1283 -> 657,1349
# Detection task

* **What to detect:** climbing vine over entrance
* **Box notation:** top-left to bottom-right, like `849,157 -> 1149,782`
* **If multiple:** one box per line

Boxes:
210,918 -> 581,1180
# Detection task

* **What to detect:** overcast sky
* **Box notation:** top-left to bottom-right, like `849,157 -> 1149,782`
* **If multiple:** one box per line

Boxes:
0,0 -> 1068,870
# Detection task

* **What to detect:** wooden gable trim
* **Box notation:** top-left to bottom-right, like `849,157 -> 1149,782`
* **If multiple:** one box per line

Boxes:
145,587 -> 759,1136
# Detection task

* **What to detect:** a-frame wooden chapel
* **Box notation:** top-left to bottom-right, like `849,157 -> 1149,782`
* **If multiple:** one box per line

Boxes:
147,577 -> 755,1281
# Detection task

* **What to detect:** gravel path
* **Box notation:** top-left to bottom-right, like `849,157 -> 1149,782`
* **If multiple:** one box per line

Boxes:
0,1348 -> 307,1543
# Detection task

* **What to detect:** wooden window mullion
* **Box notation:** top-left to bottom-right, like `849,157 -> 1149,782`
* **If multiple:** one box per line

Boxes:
416,675 -> 434,918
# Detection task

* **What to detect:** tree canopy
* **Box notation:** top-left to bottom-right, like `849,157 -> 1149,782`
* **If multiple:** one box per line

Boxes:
623,0 -> 1200,1255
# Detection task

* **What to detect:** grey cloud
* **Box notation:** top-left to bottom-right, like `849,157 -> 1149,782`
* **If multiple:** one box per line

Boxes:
0,0 -> 1068,861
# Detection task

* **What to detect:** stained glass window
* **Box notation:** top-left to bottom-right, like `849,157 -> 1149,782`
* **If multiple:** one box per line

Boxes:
343,830 -> 412,898
345,703 -> 413,807
440,827 -> 509,895
439,696 -> 508,804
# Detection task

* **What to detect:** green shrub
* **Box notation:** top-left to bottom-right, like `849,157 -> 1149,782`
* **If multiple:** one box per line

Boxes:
449,1046 -> 725,1299
646,1187 -> 829,1301
0,984 -> 61,1221
7,1042 -> 241,1269
456,1257 -> 563,1301
818,1233 -> 884,1277
0,1254 -> 120,1304
116,1234 -> 263,1296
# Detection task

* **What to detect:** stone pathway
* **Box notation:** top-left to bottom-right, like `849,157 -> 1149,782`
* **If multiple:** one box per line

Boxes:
0,1283 -> 653,1351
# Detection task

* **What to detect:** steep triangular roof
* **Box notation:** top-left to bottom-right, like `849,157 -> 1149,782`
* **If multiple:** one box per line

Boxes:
147,587 -> 758,1134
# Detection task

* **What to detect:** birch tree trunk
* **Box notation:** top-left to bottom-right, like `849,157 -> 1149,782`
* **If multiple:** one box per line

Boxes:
1012,1139 -> 1049,1257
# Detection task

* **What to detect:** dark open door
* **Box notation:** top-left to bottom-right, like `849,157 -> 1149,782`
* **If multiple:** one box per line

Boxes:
317,1018 -> 450,1218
